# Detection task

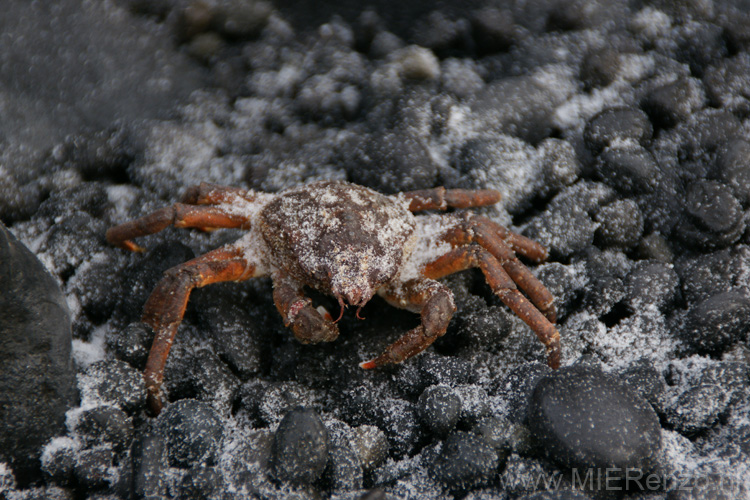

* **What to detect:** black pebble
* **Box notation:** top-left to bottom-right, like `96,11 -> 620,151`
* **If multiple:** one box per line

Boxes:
664,384 -> 727,435
428,431 -> 499,489
344,130 -> 438,193
80,359 -> 147,412
157,399 -> 224,468
132,432 -> 168,499
271,407 -> 329,485
418,385 -> 462,436
583,107 -> 653,155
73,447 -> 114,490
580,47 -> 620,90
527,364 -> 661,472
618,359 -> 668,414
624,260 -> 679,311
685,180 -> 743,235
178,466 -> 222,499
716,138 -> 750,204
680,290 -> 750,355
74,406 -> 134,453
0,223 -> 77,485
594,145 -> 658,195
642,77 -> 703,129
594,199 -> 644,248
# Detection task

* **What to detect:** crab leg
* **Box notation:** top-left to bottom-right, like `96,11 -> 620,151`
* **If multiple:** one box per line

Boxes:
440,215 -> 555,322
142,245 -> 257,414
401,187 -> 502,212
106,204 -> 250,252
272,275 -> 340,344
361,278 -> 456,369
423,246 -> 561,369
181,182 -> 259,205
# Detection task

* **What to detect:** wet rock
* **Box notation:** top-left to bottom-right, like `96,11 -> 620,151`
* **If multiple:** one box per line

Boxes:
680,290 -> 750,355
623,260 -> 679,311
619,359 -> 668,414
452,135 -> 541,213
108,322 -> 152,369
192,283 -> 265,379
703,52 -> 750,114
73,406 -> 133,454
131,431 -> 167,499
472,416 -> 531,457
428,431 -> 499,490
344,129 -> 438,193
679,109 -> 742,162
495,362 -> 553,424
455,385 -> 490,426
350,425 -> 388,473
178,465 -> 223,499
162,347 -> 240,412
73,447 -> 114,490
664,384 -> 727,435
584,107 -> 653,155
594,144 -> 659,195
677,180 -> 744,250
716,138 -> 750,204
642,77 -> 705,129
40,438 -> 77,487
470,6 -> 517,53
0,222 -> 77,485
271,407 -> 329,485
580,46 -> 621,90
674,247 -> 749,304
470,72 -> 573,144
594,199 -> 644,248
258,381 -> 324,427
527,364 -> 661,472
326,445 -> 363,491
77,359 -> 147,412
418,385 -> 462,436
157,399 -> 224,468
674,22 -> 727,76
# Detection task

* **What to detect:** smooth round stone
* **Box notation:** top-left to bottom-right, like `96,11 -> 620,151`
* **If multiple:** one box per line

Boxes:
271,407 -> 329,485
527,365 -> 661,472
680,290 -> 750,355
157,399 -> 224,468
428,431 -> 499,489
0,223 -> 77,485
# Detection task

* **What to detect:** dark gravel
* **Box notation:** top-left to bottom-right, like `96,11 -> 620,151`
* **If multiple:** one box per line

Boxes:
2,0 -> 750,498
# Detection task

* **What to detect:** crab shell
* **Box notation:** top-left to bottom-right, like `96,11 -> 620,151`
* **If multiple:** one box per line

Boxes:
258,181 -> 417,309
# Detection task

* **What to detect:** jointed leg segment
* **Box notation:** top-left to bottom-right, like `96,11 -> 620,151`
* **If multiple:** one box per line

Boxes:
424,245 -> 561,369
106,203 -> 249,252
361,278 -> 456,369
142,245 -> 256,414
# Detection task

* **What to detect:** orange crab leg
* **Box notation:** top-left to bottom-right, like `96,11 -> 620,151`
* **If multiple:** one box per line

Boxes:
142,245 -> 256,414
439,215 -> 556,322
180,182 -> 256,205
401,187 -> 502,212
423,246 -> 561,370
361,278 -> 456,369
106,204 -> 249,252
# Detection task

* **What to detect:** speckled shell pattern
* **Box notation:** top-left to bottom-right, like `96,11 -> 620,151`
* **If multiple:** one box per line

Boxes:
258,181 -> 417,300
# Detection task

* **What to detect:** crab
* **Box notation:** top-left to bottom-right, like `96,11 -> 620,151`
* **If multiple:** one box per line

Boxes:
107,180 -> 561,414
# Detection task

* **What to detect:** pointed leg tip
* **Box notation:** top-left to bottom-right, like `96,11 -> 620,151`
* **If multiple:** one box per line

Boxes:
122,240 -> 146,252
360,360 -> 378,370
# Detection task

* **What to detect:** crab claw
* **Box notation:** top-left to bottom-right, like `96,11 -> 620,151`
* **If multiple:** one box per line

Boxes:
291,304 -> 339,343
